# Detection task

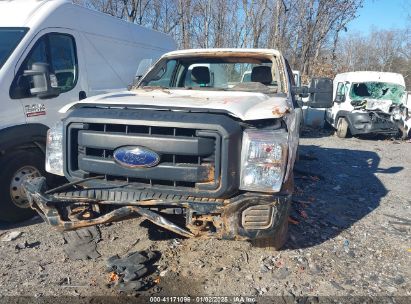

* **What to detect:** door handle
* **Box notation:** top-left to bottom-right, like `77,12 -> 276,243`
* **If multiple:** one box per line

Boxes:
79,91 -> 87,100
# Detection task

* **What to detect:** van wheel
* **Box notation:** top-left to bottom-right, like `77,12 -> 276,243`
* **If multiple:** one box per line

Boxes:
399,126 -> 409,140
251,219 -> 288,250
336,117 -> 349,138
0,150 -> 45,223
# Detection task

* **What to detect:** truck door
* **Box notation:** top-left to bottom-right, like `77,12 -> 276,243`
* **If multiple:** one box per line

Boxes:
9,29 -> 86,128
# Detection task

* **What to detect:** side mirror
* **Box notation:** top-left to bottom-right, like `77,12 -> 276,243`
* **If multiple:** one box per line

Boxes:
24,63 -> 60,99
335,94 -> 346,103
308,78 -> 333,108
292,86 -> 309,98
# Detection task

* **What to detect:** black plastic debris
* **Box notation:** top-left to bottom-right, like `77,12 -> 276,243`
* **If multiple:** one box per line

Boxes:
62,226 -> 101,260
15,240 -> 40,250
106,250 -> 157,292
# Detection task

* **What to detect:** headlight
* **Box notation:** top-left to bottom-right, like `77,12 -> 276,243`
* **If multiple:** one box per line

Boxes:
45,121 -> 64,176
240,129 -> 288,192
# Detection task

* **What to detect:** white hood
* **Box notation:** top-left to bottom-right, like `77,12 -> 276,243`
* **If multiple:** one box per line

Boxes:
60,89 -> 292,121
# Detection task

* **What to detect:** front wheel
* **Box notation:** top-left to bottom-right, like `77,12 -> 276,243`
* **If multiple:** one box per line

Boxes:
0,149 -> 45,222
336,117 -> 350,138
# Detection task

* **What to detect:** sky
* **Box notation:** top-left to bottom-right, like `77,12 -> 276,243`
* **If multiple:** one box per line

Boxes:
347,0 -> 410,33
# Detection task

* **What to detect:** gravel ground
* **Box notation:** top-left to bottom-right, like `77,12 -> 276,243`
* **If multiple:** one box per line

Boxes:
0,129 -> 410,301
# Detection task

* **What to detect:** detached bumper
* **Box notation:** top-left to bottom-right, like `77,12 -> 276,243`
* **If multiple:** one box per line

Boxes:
24,177 -> 291,241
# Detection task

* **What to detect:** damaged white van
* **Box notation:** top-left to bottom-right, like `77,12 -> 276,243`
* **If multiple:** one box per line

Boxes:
24,49 -> 332,249
325,71 -> 409,138
0,0 -> 176,222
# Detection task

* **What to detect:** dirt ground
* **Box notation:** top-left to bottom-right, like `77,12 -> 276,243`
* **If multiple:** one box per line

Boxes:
0,129 -> 410,301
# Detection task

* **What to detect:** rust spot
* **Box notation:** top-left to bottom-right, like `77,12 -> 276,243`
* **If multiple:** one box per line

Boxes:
272,106 -> 290,116
203,164 -> 215,182
109,272 -> 119,282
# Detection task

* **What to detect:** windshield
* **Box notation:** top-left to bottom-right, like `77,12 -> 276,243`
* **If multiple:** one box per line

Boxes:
140,56 -> 280,93
0,28 -> 28,69
350,82 -> 405,104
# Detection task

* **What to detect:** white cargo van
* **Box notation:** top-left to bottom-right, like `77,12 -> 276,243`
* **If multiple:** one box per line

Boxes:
325,71 -> 409,138
0,0 -> 176,222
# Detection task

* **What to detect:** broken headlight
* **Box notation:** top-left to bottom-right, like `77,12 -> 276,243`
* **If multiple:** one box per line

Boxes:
240,129 -> 288,193
391,105 -> 408,121
45,121 -> 64,176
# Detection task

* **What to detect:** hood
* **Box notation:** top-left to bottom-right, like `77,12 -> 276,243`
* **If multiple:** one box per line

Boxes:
60,89 -> 292,121
365,99 -> 392,113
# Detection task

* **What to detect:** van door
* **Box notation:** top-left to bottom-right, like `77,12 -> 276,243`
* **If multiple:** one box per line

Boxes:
327,82 -> 347,127
9,29 -> 86,128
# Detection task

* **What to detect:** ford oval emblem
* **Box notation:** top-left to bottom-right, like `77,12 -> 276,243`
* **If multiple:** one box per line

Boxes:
113,146 -> 160,168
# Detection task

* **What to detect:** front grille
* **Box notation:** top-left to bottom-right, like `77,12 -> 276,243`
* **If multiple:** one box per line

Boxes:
64,108 -> 242,198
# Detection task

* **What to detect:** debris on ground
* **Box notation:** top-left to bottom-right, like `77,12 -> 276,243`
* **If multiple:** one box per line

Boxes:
14,241 -> 40,250
62,226 -> 101,260
1,231 -> 22,242
105,250 -> 158,292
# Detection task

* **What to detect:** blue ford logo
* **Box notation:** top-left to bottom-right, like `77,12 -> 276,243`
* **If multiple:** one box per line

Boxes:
113,146 -> 160,168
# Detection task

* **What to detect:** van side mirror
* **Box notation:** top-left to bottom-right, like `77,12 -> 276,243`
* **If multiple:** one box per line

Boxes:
308,77 -> 333,108
24,63 -> 60,99
335,94 -> 345,103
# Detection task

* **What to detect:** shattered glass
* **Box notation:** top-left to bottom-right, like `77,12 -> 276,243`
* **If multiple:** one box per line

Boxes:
350,82 -> 405,105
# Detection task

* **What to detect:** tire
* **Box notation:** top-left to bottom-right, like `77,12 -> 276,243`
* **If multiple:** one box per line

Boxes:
336,117 -> 349,138
251,218 -> 289,250
399,126 -> 409,140
0,149 -> 46,222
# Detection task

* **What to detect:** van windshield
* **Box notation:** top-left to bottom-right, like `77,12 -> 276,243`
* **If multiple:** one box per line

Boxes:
0,28 -> 28,69
350,82 -> 405,104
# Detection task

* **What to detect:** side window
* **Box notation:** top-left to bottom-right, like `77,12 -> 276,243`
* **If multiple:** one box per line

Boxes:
144,60 -> 177,87
48,34 -> 77,92
335,82 -> 346,102
10,33 -> 77,99
25,37 -> 48,68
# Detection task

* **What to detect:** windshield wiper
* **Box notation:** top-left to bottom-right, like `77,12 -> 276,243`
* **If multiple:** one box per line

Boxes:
140,86 -> 170,90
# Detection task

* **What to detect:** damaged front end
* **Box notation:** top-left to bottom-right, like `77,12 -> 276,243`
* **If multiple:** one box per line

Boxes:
24,176 -> 291,241
347,105 -> 409,137
348,82 -> 409,137
23,105 -> 294,245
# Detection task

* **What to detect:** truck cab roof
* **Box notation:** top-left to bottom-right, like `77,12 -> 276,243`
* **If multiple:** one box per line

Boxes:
162,48 -> 283,59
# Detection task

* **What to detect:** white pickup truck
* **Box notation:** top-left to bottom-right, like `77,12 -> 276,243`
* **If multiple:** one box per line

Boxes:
24,49 -> 332,249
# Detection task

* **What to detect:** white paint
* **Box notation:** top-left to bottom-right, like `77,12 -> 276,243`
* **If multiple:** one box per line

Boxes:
164,48 -> 283,57
60,88 -> 291,121
0,0 -> 176,131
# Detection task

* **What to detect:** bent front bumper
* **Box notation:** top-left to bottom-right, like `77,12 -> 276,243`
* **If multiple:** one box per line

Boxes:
24,177 -> 291,241
347,112 -> 399,135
